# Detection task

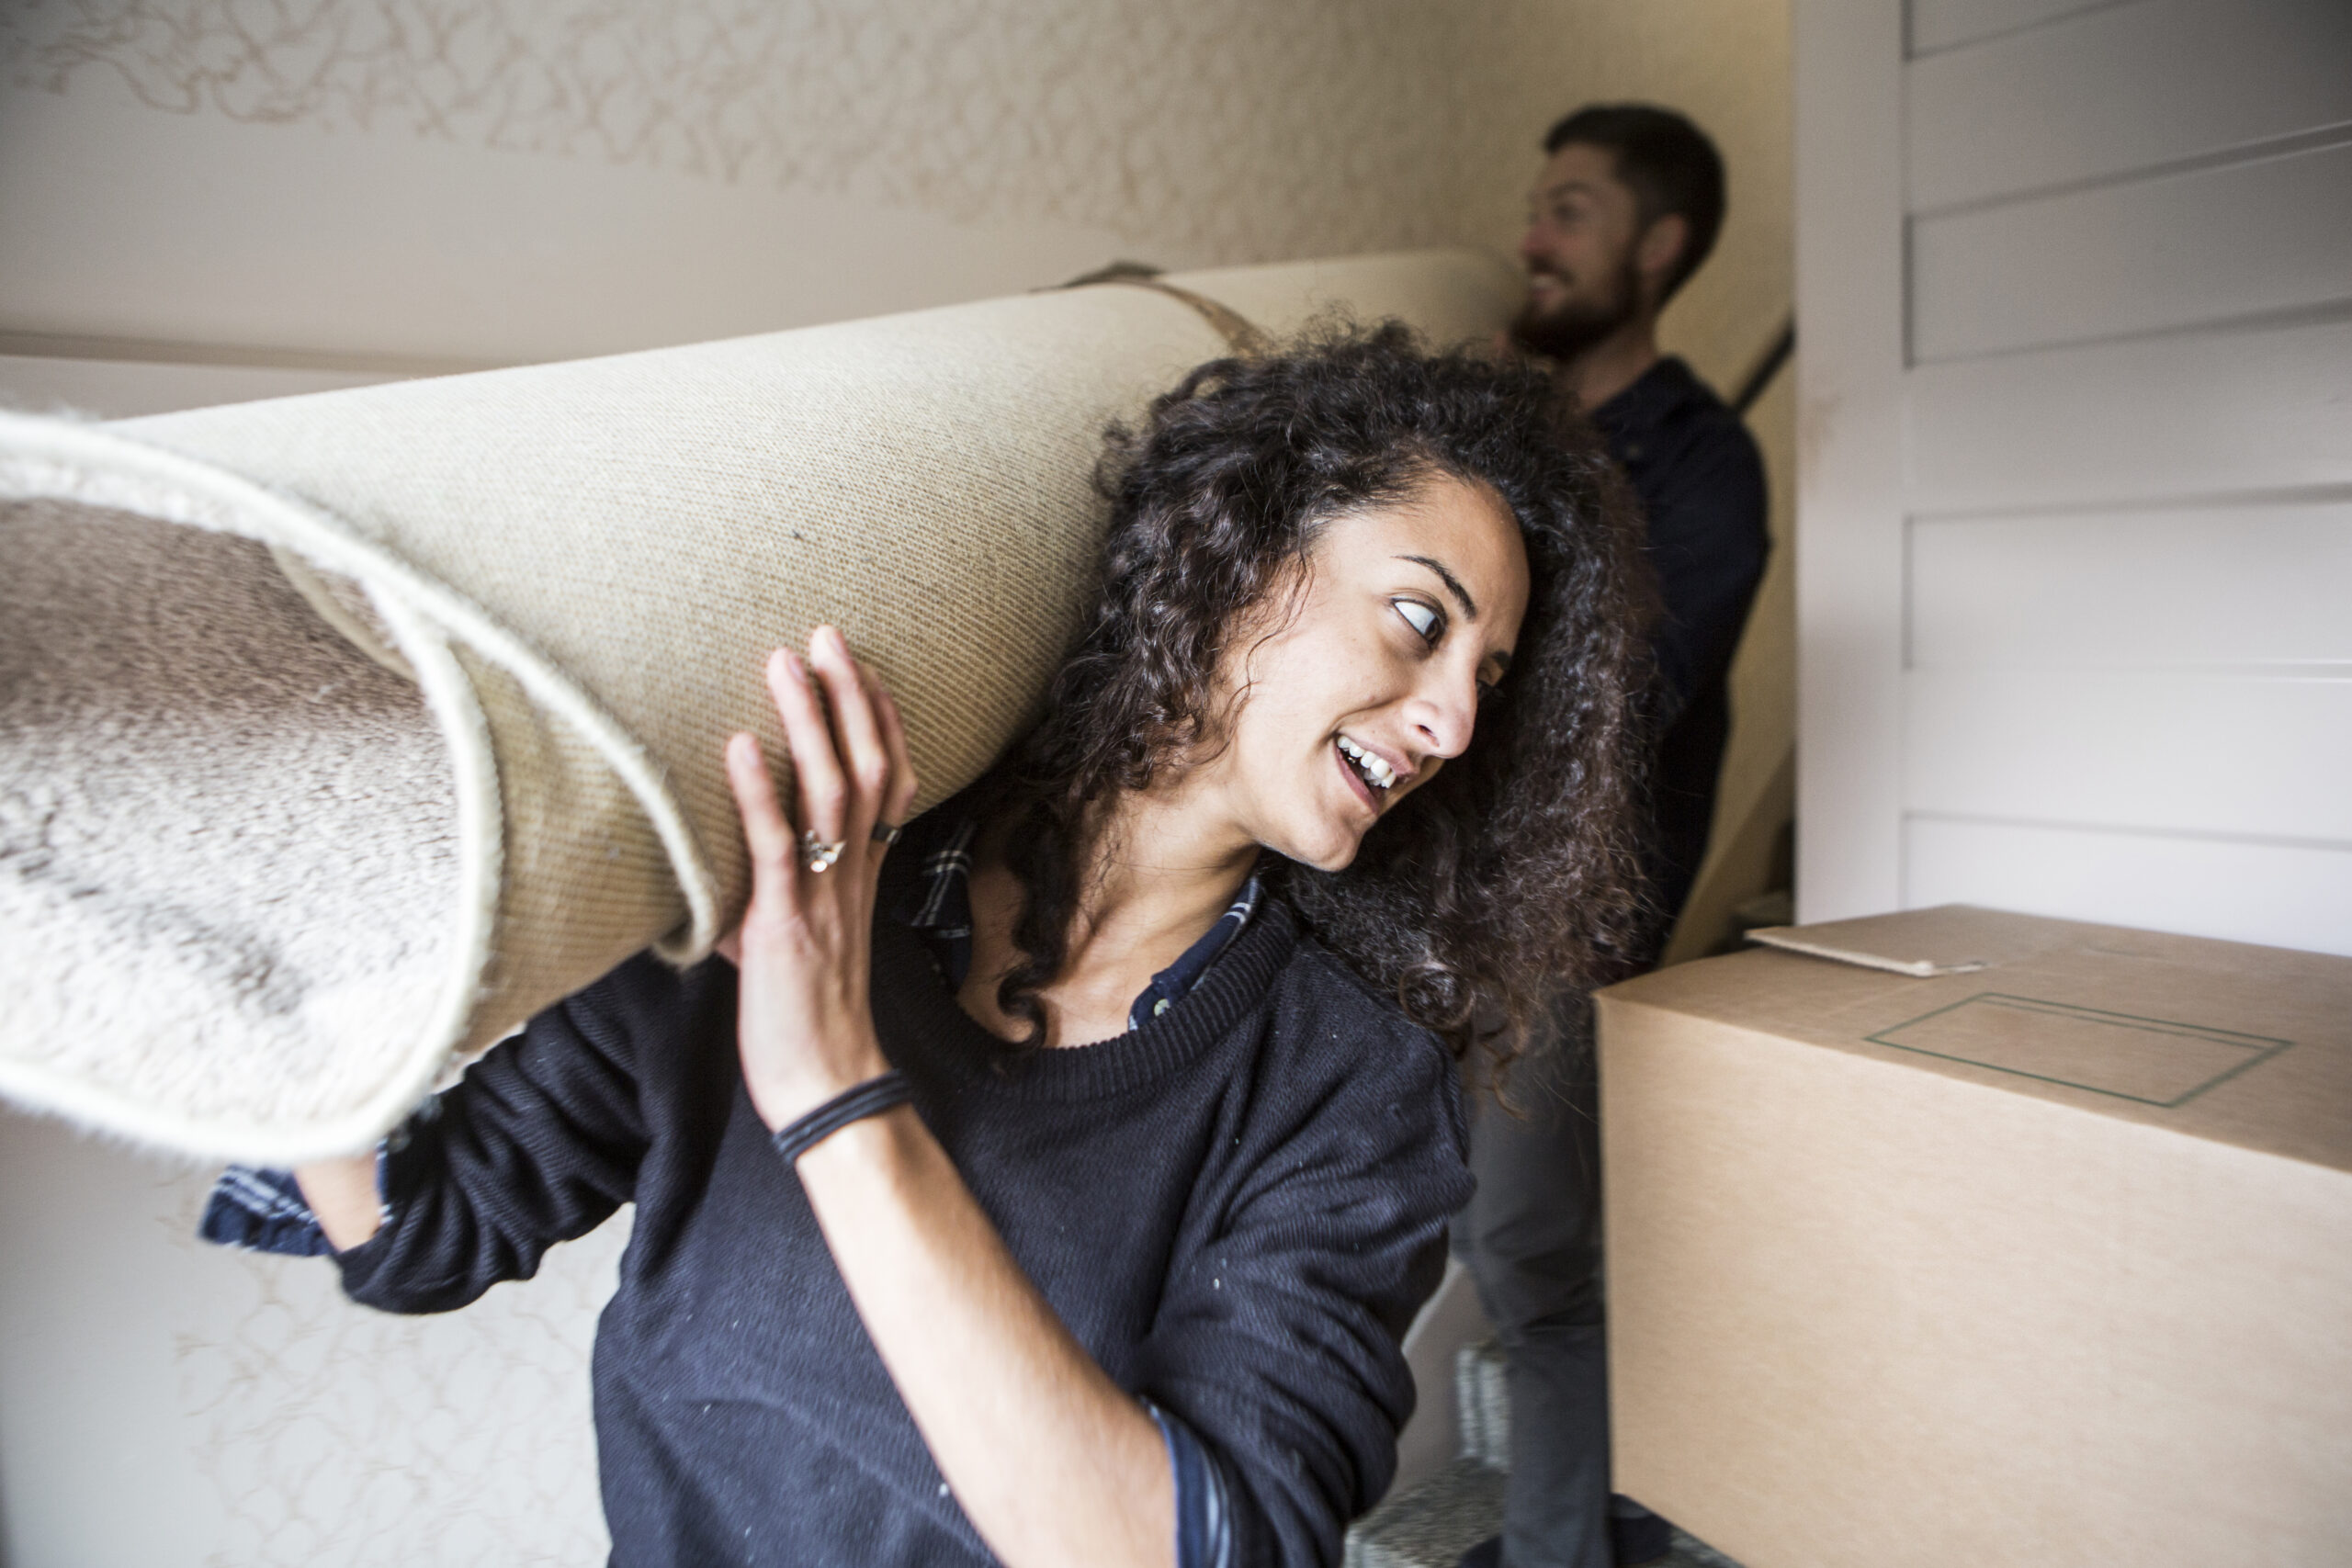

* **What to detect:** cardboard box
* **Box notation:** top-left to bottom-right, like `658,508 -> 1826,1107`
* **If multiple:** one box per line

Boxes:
1597,906 -> 2352,1568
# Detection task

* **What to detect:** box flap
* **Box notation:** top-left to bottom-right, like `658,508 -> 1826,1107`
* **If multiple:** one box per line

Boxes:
1746,905 -> 2069,976
1601,906 -> 2352,1175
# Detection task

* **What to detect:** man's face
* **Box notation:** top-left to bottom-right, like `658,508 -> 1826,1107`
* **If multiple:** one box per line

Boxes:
1510,141 -> 1648,363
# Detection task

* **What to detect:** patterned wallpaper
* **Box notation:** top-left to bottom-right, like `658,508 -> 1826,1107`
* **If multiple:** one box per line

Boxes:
2,0 -> 1473,264
167,1175 -> 628,1566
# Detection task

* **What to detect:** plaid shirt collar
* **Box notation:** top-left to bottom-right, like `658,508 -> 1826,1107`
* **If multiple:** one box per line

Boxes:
902,818 -> 1262,1033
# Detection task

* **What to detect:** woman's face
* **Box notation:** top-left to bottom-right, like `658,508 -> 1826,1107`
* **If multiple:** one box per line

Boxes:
1199,473 -> 1530,873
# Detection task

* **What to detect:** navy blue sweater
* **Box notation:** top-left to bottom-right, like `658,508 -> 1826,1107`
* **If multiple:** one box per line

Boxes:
330,851 -> 1471,1566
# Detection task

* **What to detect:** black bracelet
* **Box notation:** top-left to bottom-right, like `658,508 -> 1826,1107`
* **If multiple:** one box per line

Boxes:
770,1070 -> 913,1165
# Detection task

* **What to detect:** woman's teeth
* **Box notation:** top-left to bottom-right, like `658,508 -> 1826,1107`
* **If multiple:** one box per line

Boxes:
1337,735 -> 1396,792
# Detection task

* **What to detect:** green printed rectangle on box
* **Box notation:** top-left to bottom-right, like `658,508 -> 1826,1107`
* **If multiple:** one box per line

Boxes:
1866,993 -> 2291,1107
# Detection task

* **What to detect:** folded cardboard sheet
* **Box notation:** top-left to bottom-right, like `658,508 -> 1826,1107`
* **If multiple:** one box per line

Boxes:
0,249 -> 1519,1162
1597,905 -> 2352,1568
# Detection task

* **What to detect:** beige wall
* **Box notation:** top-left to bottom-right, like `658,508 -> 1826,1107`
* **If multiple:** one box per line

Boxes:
2,0 -> 1790,375
0,3 -> 1793,1559
3,0 -> 1486,372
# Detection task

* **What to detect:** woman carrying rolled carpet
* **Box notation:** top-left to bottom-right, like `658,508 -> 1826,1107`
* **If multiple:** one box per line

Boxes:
208,324 -> 1653,1568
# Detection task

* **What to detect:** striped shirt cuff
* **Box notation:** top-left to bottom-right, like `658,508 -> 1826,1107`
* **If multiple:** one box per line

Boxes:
199,1163 -> 337,1256
198,1135 -> 398,1258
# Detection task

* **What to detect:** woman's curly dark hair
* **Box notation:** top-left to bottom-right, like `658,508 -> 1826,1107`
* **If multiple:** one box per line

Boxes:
975,321 -> 1657,1075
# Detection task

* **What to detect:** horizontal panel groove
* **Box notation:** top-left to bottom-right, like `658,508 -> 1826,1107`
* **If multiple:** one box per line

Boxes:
1905,810 -> 2352,857
1905,0 -> 2143,60
1909,660 -> 2352,679
1911,297 -> 2352,372
1910,482 -> 2352,525
1909,119 -> 2352,224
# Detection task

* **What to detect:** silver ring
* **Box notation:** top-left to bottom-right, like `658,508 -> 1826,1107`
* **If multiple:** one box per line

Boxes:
870,821 -> 902,848
798,831 -> 846,874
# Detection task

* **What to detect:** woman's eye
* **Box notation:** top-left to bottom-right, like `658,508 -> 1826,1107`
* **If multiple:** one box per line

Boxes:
1393,599 -> 1442,643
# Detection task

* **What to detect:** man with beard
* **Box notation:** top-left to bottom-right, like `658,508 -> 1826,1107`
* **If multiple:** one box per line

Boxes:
1455,105 -> 1769,1568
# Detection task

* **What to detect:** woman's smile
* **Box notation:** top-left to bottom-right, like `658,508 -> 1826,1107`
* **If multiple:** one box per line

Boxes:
1336,733 -> 1403,795
1333,734 -> 1385,814
1325,722 -> 1427,836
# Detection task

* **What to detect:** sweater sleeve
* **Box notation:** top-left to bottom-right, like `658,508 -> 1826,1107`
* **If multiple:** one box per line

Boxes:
1134,988 -> 1473,1567
330,957 -> 673,1314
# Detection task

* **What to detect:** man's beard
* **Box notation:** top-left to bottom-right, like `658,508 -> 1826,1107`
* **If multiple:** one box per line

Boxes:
1509,254 -> 1643,364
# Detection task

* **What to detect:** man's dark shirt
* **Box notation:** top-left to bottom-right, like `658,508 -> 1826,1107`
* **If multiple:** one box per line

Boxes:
1590,355 -> 1770,943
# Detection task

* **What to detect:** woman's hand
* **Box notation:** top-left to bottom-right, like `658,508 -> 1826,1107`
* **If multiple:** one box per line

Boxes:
722,626 -> 919,1134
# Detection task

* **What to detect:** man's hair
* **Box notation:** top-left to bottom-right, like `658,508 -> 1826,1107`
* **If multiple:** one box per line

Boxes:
974,322 -> 1657,1071
1544,103 -> 1726,305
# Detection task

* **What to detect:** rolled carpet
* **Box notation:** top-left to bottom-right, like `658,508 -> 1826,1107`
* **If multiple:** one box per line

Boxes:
0,249 -> 1519,1163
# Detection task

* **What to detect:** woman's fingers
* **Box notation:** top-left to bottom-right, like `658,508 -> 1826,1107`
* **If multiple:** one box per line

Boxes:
767,646 -> 849,852
745,629 -> 909,896
728,643 -> 896,1134
808,628 -> 890,845
874,682 -> 919,832
726,731 -> 796,888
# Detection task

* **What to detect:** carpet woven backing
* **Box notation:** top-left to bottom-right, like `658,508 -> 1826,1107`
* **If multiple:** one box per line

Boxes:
0,250 -> 1518,1161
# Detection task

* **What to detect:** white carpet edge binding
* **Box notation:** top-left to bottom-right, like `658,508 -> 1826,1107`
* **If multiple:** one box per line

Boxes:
0,412 -> 720,1162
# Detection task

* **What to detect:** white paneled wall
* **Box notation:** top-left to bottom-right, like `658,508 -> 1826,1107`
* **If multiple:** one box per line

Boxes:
1904,818 -> 2352,955
1904,317 -> 2352,508
1905,0 -> 2352,208
1797,0 -> 2352,953
1907,502 -> 2352,670
1910,141 -> 2352,359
